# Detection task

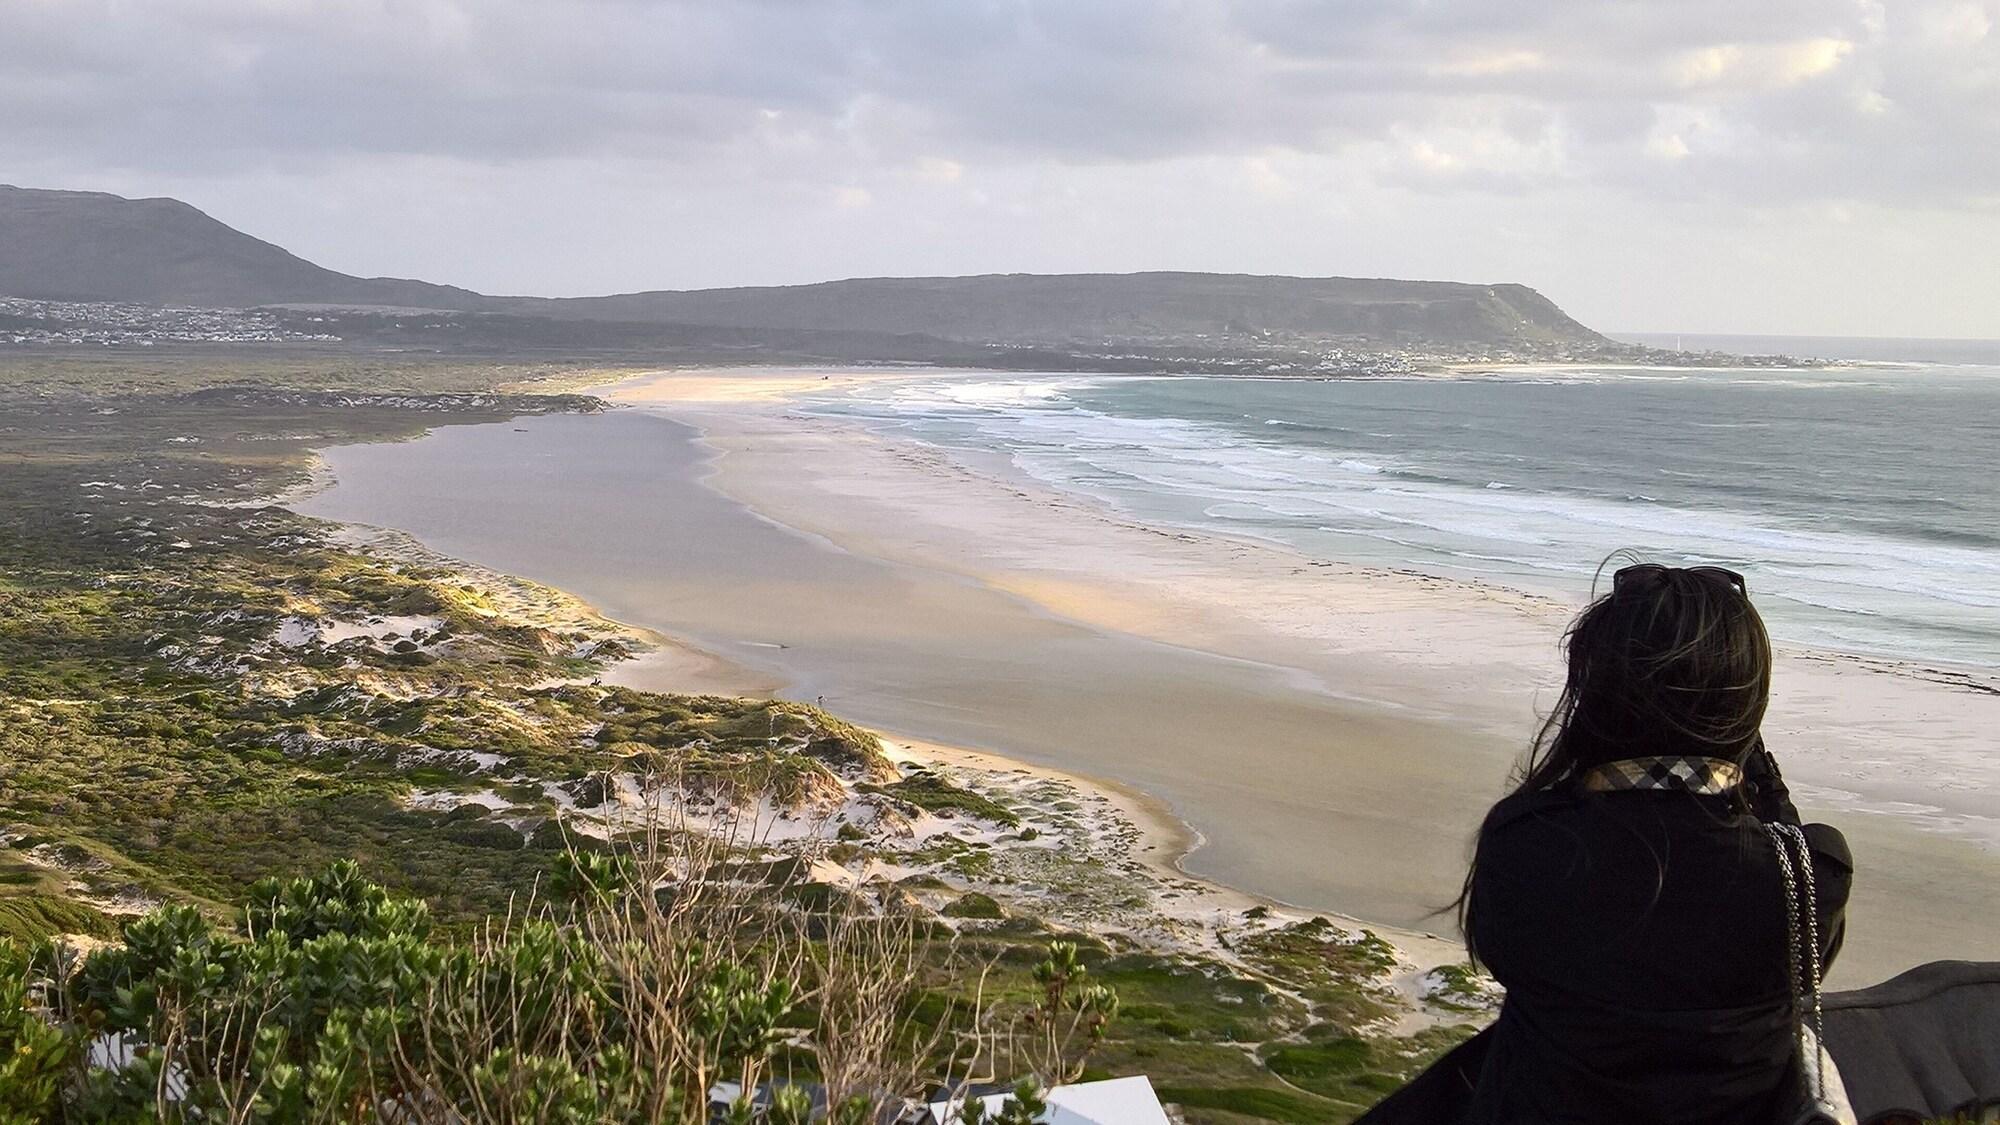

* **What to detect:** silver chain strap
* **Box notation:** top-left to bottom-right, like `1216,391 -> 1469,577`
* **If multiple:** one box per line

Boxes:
1763,821 -> 1827,1103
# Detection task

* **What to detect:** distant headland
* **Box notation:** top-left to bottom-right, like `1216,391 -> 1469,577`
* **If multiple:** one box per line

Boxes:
0,184 -> 1805,371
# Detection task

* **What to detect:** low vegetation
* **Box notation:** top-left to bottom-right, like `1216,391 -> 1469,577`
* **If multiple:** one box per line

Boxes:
0,854 -> 1091,1123
864,770 -> 1021,827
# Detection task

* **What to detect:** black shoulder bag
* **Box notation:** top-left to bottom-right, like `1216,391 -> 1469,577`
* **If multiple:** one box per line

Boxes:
1764,821 -> 1854,1125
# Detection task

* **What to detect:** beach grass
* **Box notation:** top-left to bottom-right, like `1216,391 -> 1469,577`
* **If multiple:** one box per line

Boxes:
866,768 -> 1023,826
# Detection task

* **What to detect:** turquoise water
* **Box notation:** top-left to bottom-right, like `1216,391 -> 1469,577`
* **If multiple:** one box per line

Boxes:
808,353 -> 2000,668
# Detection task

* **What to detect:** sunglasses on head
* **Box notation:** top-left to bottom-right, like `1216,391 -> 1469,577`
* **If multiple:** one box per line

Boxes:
1613,563 -> 1748,595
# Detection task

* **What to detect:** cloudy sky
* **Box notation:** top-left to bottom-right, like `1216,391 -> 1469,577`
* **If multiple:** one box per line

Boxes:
5,0 -> 1997,336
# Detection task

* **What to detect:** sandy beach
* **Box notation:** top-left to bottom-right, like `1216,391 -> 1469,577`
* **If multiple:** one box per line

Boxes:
296,366 -> 2000,987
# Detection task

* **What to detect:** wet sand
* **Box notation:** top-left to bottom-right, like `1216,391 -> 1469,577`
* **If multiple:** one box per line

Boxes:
294,368 -> 2000,986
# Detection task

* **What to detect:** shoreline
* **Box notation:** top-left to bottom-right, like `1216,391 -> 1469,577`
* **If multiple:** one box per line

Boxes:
276,380 -> 1472,976
290,365 -> 2000,987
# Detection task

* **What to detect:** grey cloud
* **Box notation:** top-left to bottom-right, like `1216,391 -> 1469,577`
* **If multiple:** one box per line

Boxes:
1,0 -> 1996,337
3,0 -> 1992,212
3,0 -> 1984,196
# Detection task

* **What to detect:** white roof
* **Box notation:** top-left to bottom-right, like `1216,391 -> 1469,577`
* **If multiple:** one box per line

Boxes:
928,1075 -> 1170,1125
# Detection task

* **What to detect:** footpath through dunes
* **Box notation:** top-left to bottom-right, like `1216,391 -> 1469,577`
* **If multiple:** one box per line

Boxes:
294,369 -> 2000,988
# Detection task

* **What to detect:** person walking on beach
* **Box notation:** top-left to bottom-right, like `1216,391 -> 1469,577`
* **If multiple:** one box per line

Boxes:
1362,562 -> 1853,1124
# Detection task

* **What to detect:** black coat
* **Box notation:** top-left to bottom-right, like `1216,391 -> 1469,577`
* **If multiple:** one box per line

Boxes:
1362,766 -> 1851,1124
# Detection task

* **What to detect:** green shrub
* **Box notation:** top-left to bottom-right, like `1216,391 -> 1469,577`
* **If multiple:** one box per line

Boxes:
864,771 -> 1019,826
0,862 -> 785,1120
943,892 -> 1005,920
446,818 -> 529,850
0,855 -> 1067,1124
0,938 -> 76,1122
0,892 -> 114,943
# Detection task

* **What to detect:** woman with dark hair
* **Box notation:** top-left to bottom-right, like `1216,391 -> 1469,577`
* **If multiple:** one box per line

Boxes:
1363,562 -> 1853,1124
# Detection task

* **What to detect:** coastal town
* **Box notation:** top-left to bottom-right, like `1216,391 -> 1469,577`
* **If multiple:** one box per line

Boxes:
0,296 -> 339,347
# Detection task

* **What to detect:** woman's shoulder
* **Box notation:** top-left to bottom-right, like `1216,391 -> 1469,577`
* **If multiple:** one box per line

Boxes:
1476,783 -> 1854,856
1477,791 -> 1855,896
1483,785 -> 1580,830
1479,782 -> 1637,845
1473,787 -> 1591,868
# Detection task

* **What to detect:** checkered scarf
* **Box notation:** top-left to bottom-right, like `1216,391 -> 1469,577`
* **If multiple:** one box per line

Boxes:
1579,755 -> 1743,796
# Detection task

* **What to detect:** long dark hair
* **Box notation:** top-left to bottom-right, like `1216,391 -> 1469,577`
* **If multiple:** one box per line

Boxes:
1456,558 -> 1773,954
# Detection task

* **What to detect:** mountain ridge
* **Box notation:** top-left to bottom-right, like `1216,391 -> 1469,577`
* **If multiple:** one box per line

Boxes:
1,184 -> 1605,351
494,271 -> 1602,348
0,185 -> 483,310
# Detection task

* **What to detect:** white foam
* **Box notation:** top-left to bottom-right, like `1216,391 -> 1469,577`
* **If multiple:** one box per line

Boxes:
816,373 -> 2000,668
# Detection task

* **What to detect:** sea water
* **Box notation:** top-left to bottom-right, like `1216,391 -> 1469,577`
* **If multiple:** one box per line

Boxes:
804,340 -> 2000,669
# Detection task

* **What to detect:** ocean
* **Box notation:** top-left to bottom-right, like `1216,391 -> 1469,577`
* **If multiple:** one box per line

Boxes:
804,341 -> 2000,669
